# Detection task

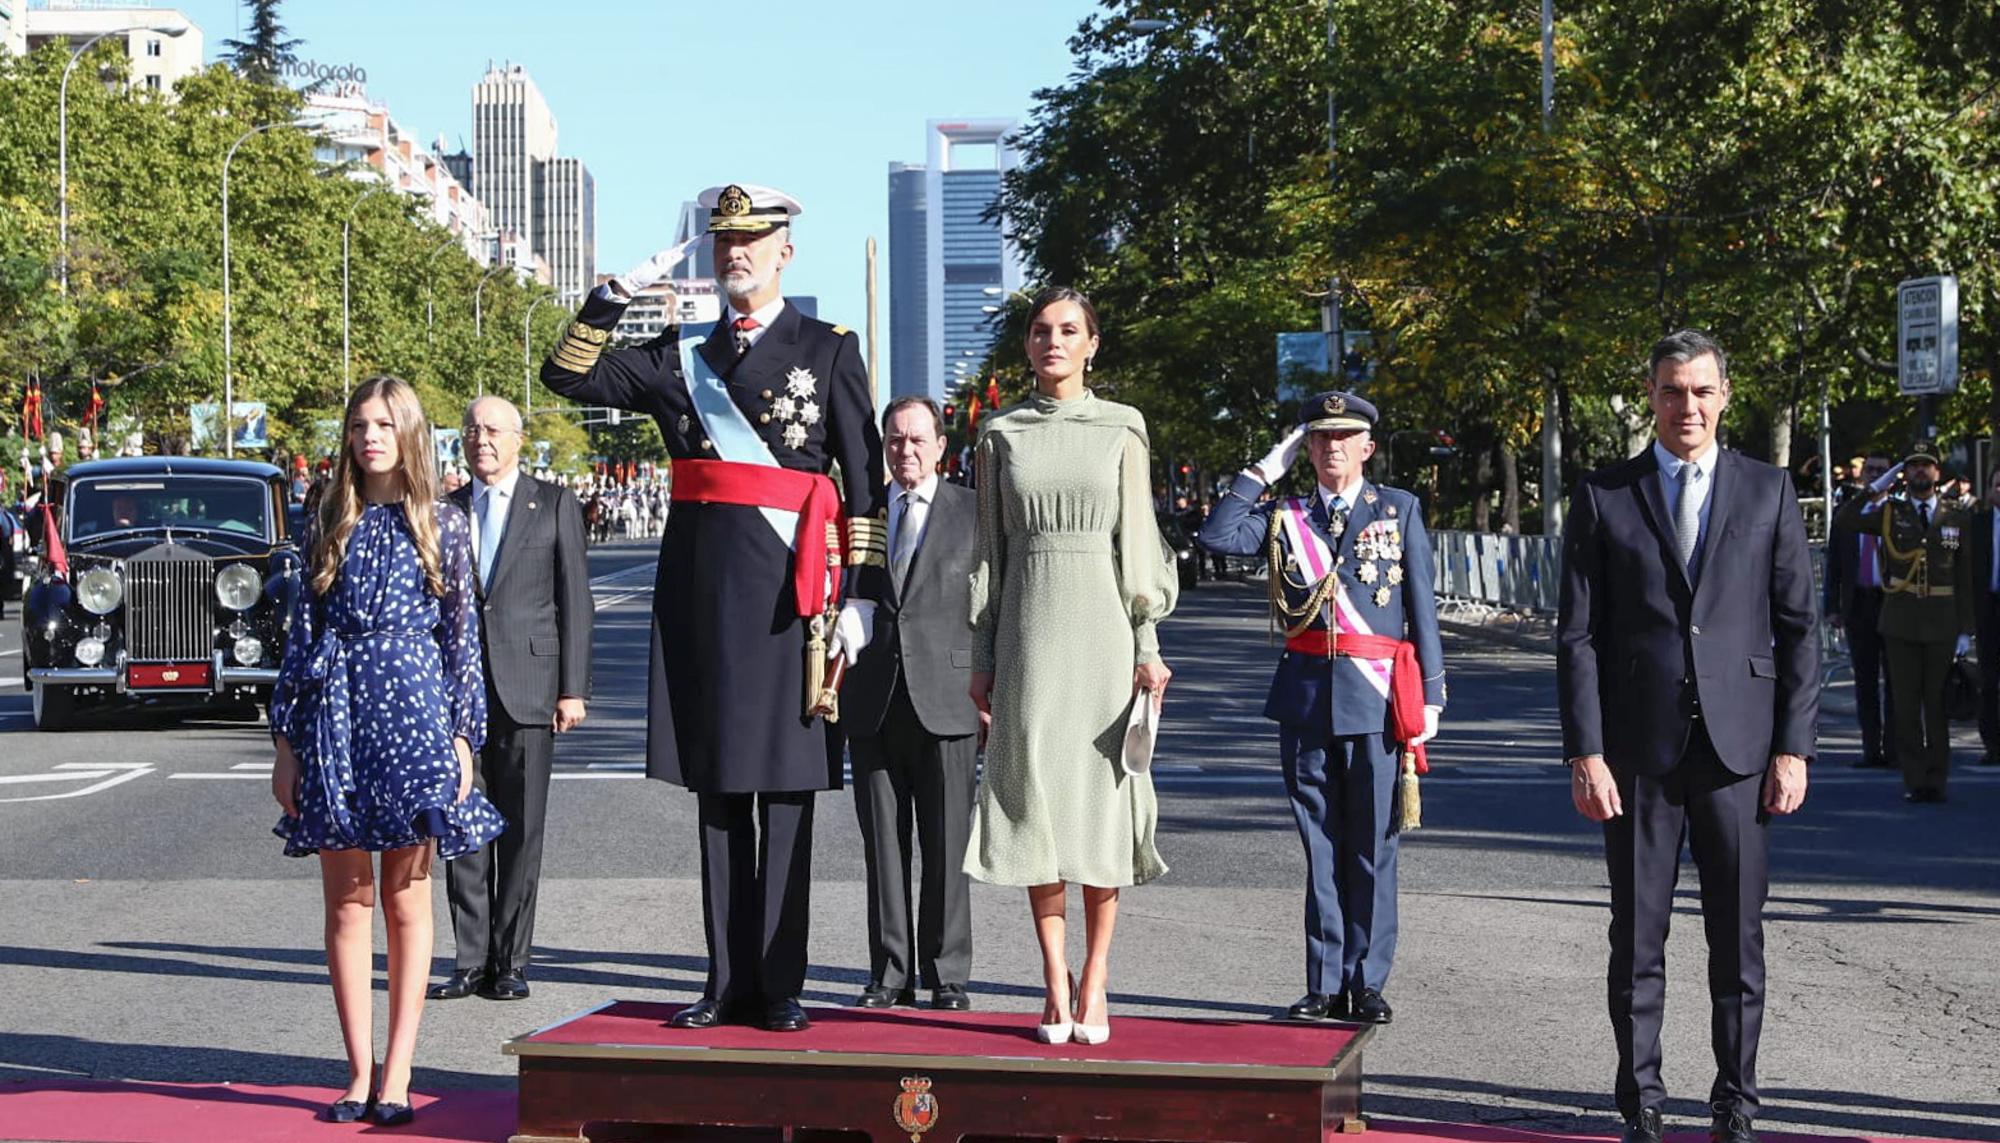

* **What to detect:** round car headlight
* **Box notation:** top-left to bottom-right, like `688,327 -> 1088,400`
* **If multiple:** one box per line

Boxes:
232,636 -> 264,667
75,637 -> 107,667
77,568 -> 123,615
216,564 -> 262,611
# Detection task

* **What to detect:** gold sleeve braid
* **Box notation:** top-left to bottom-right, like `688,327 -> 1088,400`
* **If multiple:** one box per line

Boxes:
551,322 -> 612,374
847,513 -> 888,568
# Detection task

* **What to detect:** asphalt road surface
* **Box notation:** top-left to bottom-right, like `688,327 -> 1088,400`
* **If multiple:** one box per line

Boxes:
2,539 -> 1995,1138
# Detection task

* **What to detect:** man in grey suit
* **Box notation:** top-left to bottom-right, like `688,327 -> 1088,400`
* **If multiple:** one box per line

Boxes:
430,396 -> 594,1002
843,396 -> 980,1011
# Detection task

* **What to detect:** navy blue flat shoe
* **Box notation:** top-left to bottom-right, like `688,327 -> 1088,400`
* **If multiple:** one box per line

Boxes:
371,1101 -> 415,1127
322,1096 -> 371,1123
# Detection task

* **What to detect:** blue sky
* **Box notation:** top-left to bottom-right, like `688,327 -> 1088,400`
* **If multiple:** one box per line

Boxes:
163,0 -> 1103,349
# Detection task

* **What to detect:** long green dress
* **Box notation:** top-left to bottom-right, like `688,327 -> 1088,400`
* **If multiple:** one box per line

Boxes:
964,391 -> 1179,888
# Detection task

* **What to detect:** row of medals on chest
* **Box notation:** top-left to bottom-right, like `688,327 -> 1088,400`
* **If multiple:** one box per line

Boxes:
1308,503 -> 1404,607
678,367 -> 823,450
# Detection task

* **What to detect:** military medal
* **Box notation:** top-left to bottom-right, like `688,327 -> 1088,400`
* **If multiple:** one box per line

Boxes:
1373,586 -> 1391,606
1358,562 -> 1379,584
1387,564 -> 1405,586
1941,525 -> 1961,550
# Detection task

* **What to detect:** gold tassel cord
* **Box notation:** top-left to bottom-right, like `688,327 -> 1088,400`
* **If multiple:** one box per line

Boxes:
1392,751 -> 1422,835
1267,514 -> 1339,639
805,613 -> 828,719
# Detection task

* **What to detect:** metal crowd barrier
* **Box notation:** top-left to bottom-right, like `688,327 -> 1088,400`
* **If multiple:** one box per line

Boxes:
1428,529 -> 1846,687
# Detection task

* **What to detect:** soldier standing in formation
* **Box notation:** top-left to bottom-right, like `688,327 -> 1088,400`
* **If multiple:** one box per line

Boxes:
1839,440 -> 1972,803
540,184 -> 890,1031
1197,391 -> 1445,1026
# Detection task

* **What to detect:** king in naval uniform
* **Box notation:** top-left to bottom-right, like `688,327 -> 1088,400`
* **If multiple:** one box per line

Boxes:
540,184 -> 890,1032
1197,391 -> 1445,1026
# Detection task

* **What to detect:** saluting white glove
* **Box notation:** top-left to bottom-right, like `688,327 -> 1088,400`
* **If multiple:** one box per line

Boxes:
1870,461 -> 1905,496
1251,427 -> 1307,485
613,234 -> 705,297
1955,633 -> 1973,659
830,600 -> 877,667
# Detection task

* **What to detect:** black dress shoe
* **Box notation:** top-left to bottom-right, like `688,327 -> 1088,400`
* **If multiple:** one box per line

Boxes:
322,1097 -> 371,1123
484,967 -> 530,1000
1286,993 -> 1344,1021
1710,1103 -> 1757,1143
426,967 -> 489,1000
856,984 -> 917,1008
669,998 -> 728,1028
1349,988 -> 1393,1024
372,1101 -> 415,1128
763,996 -> 811,1032
1622,1108 -> 1664,1143
1855,753 -> 1893,769
930,984 -> 971,1010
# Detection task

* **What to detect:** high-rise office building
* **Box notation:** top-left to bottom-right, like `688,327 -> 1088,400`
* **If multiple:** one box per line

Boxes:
886,163 -> 928,402
472,62 -> 557,258
887,120 -> 1024,404
539,156 -> 595,300
668,200 -> 717,283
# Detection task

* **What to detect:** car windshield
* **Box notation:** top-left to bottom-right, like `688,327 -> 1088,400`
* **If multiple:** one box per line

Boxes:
68,477 -> 269,541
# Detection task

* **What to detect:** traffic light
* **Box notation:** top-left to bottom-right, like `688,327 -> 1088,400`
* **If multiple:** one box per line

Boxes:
942,402 -> 957,422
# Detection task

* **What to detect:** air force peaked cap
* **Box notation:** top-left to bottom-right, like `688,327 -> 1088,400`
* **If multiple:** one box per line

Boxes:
1298,390 -> 1377,434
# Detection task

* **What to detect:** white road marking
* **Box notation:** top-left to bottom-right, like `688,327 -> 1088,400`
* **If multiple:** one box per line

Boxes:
0,677 -> 21,687
168,773 -> 266,780
586,761 -> 644,770
590,562 -> 658,611
0,766 -> 153,802
551,772 -> 643,780
231,762 -> 274,771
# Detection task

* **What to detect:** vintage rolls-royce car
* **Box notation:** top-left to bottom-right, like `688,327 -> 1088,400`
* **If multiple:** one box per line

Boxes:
20,457 -> 301,730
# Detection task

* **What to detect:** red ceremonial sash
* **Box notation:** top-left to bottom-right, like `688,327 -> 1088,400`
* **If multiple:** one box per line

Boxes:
1283,630 -> 1430,774
670,459 -> 844,619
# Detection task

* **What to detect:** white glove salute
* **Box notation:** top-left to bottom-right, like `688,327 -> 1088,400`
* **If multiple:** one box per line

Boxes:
1251,427 -> 1306,485
1869,461 -> 1905,496
1955,633 -> 1973,659
613,234 -> 706,297
830,600 -> 877,667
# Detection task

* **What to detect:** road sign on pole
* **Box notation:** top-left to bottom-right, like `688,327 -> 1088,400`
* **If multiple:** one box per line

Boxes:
1897,275 -> 1958,396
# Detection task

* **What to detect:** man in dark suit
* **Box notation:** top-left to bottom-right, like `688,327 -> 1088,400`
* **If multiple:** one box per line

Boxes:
1823,454 -> 1897,768
1966,465 -> 2000,768
843,396 -> 979,1012
429,396 -> 592,1003
1557,330 -> 1816,1143
541,184 -> 889,1032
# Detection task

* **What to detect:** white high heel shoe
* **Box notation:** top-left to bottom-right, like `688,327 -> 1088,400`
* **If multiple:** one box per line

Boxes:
1072,990 -> 1110,1044
1036,976 -> 1076,1044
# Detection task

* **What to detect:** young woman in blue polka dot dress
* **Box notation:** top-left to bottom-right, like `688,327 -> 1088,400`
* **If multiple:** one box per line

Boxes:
269,375 -> 504,1127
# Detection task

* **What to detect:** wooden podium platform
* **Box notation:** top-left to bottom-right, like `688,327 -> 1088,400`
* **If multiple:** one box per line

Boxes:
504,1001 -> 1374,1143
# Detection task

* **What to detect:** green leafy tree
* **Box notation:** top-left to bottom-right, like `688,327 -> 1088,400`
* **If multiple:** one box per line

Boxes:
221,0 -> 301,87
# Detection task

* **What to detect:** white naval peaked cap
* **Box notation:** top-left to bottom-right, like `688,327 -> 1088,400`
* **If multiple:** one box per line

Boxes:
699,183 -> 803,234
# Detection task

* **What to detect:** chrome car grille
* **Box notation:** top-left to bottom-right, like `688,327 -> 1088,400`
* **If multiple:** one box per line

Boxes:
123,545 -> 215,662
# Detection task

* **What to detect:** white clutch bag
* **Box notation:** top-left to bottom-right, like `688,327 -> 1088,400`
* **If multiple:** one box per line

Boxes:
1120,691 -> 1160,777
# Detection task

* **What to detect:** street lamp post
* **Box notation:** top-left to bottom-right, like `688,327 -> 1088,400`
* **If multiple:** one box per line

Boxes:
522,294 -> 563,416
58,24 -> 186,295
342,182 -> 390,400
473,264 -> 507,397
221,120 -> 294,459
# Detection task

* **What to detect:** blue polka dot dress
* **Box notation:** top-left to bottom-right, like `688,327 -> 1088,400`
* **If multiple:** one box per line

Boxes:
270,500 -> 505,859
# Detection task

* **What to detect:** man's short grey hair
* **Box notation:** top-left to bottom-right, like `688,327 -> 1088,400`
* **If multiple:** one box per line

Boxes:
1648,329 -> 1729,386
882,395 -> 946,437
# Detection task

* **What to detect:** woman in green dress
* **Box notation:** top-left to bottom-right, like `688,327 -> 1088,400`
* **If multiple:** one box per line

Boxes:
966,287 -> 1179,1045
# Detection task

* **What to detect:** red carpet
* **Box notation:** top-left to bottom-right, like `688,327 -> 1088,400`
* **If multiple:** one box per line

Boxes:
0,1080 -> 1980,1143
515,1000 -> 1363,1067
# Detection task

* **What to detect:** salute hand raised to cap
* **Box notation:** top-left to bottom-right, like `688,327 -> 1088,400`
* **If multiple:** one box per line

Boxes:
614,234 -> 706,296
1869,460 -> 1905,496
1252,427 -> 1307,484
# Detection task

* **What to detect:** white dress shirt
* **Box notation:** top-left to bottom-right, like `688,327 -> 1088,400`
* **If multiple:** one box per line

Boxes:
1318,473 -> 1368,519
724,296 -> 787,348
889,472 -> 940,569
471,466 -> 523,569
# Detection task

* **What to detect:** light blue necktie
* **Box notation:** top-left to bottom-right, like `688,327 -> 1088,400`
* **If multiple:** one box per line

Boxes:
477,489 -> 503,590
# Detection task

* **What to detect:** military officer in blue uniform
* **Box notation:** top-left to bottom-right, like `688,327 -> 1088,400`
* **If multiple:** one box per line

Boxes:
1197,392 -> 1445,1025
540,184 -> 890,1032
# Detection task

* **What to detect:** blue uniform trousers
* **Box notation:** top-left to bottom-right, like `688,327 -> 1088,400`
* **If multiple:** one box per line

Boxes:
1280,725 -> 1401,996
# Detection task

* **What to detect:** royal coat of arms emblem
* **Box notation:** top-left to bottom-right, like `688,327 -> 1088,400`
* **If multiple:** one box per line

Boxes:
892,1075 -> 940,1143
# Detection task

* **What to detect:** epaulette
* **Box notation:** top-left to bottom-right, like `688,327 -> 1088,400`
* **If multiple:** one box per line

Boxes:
832,325 -> 852,337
